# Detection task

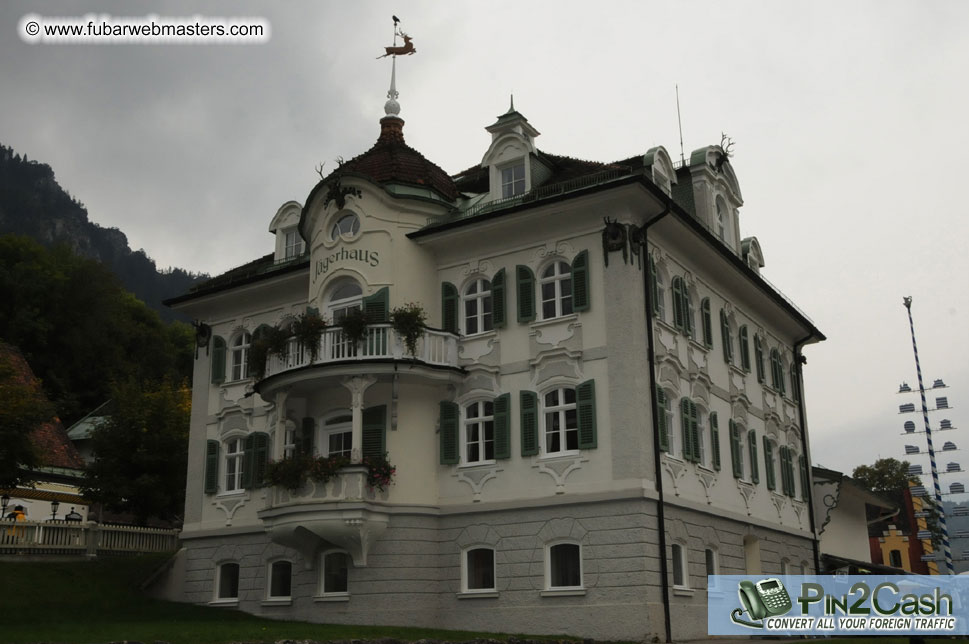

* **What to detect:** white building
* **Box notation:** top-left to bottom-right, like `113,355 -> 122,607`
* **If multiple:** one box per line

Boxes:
162,84 -> 824,640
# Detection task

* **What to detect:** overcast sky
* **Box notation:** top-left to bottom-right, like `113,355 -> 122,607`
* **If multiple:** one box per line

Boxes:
2,0 -> 967,481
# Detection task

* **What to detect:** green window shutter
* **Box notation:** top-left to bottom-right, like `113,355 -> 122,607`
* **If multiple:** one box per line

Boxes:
748,430 -> 759,484
520,390 -> 539,456
576,379 -> 597,449
648,256 -> 659,315
493,393 -> 511,459
204,440 -> 220,494
362,405 -> 387,460
739,326 -> 750,372
439,401 -> 459,465
492,268 -> 506,328
799,454 -> 809,500
363,287 -> 389,323
441,282 -> 459,333
755,335 -> 765,383
252,432 -> 270,488
701,299 -> 713,347
779,447 -> 790,496
306,306 -> 320,317
710,413 -> 721,471
300,417 -> 315,456
791,362 -> 801,403
719,309 -> 732,364
516,265 -> 535,323
787,450 -> 796,498
729,421 -> 742,479
211,336 -> 226,384
672,278 -> 685,331
656,387 -> 668,452
764,436 -> 775,491
690,401 -> 700,463
680,398 -> 693,461
242,434 -> 255,489
571,250 -> 590,312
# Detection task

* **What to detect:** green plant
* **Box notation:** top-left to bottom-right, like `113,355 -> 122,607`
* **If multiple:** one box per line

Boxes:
363,452 -> 397,492
265,455 -> 312,491
340,308 -> 370,347
247,338 -> 271,380
390,302 -> 427,357
264,325 -> 291,358
310,454 -> 350,483
293,311 -> 328,361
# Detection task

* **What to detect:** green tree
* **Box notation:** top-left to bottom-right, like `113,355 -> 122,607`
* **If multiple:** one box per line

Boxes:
853,457 -> 940,542
81,378 -> 191,525
0,346 -> 53,488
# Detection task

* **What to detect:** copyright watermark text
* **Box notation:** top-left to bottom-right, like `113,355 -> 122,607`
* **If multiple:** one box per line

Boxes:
19,14 -> 270,44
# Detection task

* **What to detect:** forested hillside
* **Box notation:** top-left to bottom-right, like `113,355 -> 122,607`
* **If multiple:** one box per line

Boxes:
0,144 -> 206,322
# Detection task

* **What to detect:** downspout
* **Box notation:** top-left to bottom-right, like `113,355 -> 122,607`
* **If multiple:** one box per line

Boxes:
794,334 -> 822,574
641,207 -> 673,643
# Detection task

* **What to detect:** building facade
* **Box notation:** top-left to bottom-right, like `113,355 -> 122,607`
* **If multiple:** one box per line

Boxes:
163,94 -> 824,640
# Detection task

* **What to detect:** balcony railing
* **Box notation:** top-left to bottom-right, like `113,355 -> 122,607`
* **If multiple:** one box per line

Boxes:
264,324 -> 459,378
0,520 -> 179,556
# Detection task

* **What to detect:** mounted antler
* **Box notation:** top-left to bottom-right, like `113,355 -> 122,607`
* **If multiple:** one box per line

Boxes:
315,162 -> 326,181
714,133 -> 735,172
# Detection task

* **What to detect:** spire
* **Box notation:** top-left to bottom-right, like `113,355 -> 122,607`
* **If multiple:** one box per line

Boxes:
509,93 -> 515,113
384,56 -> 400,118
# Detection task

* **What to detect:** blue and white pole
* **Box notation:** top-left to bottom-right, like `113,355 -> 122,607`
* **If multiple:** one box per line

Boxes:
903,295 -> 953,574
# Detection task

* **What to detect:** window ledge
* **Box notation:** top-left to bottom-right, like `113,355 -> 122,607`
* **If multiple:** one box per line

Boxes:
531,313 -> 579,329
457,591 -> 499,599
215,491 -> 247,499
728,364 -> 746,377
538,451 -> 581,462
673,586 -> 695,597
461,329 -> 497,341
697,464 -> 716,474
261,598 -> 292,607
208,599 -> 239,607
314,593 -> 350,603
688,339 -> 708,352
540,588 -> 586,597
458,461 -> 498,470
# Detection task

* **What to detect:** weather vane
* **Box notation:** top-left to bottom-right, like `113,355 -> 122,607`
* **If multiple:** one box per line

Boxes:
377,15 -> 415,59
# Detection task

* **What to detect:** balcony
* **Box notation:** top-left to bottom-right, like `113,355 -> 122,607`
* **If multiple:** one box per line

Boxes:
257,465 -> 389,568
257,324 -> 461,395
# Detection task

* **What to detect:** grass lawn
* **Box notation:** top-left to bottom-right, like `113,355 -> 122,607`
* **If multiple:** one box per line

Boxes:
0,555 -> 562,644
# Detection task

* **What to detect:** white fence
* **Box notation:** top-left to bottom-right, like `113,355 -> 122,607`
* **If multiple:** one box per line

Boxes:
0,519 -> 178,556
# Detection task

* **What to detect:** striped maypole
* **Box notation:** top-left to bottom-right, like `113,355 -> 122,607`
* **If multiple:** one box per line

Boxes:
903,296 -> 953,574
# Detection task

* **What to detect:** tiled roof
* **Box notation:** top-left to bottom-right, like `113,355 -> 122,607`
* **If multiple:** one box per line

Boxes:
0,342 -> 84,471
333,116 -> 458,202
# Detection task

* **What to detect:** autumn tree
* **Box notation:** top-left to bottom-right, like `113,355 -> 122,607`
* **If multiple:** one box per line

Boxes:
0,345 -> 53,488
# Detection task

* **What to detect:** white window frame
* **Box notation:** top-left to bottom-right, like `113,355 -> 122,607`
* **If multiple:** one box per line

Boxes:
736,425 -> 747,481
321,412 -> 353,459
326,280 -> 364,323
671,542 -> 688,589
267,559 -> 293,600
283,229 -> 303,259
695,408 -> 706,466
541,386 -> 579,457
461,545 -> 497,593
539,260 -> 574,320
463,278 -> 493,336
716,199 -> 727,241
330,213 -> 361,240
545,541 -> 583,591
223,436 -> 245,493
462,400 -> 496,465
230,331 -> 251,381
500,162 -> 525,198
282,419 -> 297,459
215,561 -> 240,602
318,550 -> 350,598
661,388 -> 676,456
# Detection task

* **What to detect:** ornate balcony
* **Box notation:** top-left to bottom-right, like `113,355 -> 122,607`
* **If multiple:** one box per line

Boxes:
257,466 -> 389,568
257,324 -> 461,396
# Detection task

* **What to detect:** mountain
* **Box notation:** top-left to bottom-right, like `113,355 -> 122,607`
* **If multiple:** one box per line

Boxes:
0,144 -> 206,322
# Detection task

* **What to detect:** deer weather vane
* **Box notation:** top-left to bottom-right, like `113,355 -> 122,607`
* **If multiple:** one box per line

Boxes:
714,133 -> 734,172
378,16 -> 416,59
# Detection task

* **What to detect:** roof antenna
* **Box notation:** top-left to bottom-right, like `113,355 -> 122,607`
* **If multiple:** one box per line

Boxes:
676,84 -> 686,166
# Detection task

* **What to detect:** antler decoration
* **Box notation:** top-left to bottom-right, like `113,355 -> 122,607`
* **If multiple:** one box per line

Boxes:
315,162 -> 326,181
602,217 -> 629,266
714,133 -> 735,172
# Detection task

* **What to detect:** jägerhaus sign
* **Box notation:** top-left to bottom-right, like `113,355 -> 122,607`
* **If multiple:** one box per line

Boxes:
313,247 -> 379,283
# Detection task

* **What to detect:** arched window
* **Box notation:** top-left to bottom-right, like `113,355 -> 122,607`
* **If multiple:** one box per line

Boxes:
671,277 -> 693,336
700,298 -> 713,347
719,309 -> 733,365
230,331 -> 251,381
216,562 -> 239,601
656,386 -> 675,453
671,543 -> 688,588
729,421 -> 746,480
464,400 -> 495,464
463,547 -> 496,592
543,387 -> 578,454
540,261 -> 573,320
716,197 -> 728,241
224,437 -> 245,492
739,326 -> 750,371
754,334 -> 765,383
330,213 -> 360,240
464,278 -> 493,335
547,542 -> 582,589
763,435 -> 777,491
268,560 -> 292,599
326,280 -> 363,323
770,349 -> 786,394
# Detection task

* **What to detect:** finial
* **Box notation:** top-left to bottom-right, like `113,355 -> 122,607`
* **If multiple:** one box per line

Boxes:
384,56 -> 400,117
509,94 -> 515,113
903,296 -> 913,309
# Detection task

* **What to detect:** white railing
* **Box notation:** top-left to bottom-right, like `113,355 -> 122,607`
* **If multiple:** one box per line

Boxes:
0,520 -> 179,556
264,324 -> 459,378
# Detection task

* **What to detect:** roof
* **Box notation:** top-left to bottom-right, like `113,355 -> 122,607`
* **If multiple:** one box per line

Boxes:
66,401 -> 112,441
0,342 -> 84,471
813,466 -> 895,510
453,150 -> 631,195
165,252 -> 309,306
327,116 -> 458,202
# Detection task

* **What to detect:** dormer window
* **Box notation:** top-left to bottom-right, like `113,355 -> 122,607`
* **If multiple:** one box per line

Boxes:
284,230 -> 303,259
716,198 -> 727,241
501,163 -> 525,198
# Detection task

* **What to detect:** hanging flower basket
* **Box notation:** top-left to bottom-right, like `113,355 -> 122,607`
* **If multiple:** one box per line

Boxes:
293,311 -> 328,361
340,308 -> 371,347
362,453 -> 397,492
390,302 -> 427,357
